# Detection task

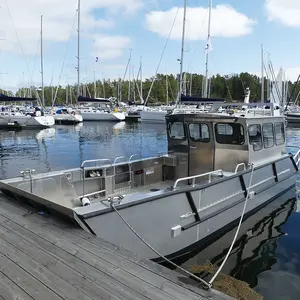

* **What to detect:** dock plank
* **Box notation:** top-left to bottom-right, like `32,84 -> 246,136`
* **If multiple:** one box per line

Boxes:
0,235 -> 94,300
0,271 -> 33,300
0,194 -> 232,300
0,254 -> 62,300
0,218 -> 202,300
0,221 -> 150,300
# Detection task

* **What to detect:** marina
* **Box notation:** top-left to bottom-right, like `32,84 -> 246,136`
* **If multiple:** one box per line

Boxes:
1,0 -> 300,299
0,120 -> 300,299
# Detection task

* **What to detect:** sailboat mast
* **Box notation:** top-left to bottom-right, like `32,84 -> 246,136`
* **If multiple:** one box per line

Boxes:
128,49 -> 132,102
261,44 -> 264,103
77,0 -> 81,99
166,74 -> 169,105
40,15 -> 45,106
189,73 -> 193,96
178,0 -> 187,104
204,0 -> 212,98
140,56 -> 143,103
102,73 -> 106,98
93,71 -> 96,98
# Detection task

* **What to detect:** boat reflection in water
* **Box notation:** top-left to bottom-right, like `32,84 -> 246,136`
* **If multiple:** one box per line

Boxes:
176,188 -> 300,299
0,128 -> 57,178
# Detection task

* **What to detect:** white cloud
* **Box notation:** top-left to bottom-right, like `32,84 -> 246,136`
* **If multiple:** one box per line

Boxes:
92,35 -> 131,60
0,0 -> 141,54
265,0 -> 300,27
145,4 -> 256,41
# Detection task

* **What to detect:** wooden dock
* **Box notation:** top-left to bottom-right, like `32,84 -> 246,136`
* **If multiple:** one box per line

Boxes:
0,194 -> 232,300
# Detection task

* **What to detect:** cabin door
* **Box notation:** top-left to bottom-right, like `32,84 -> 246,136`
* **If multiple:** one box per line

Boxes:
188,122 -> 214,177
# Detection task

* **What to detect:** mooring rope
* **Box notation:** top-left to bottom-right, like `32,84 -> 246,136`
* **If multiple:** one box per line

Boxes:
209,163 -> 255,285
111,203 -> 211,288
112,163 -> 255,289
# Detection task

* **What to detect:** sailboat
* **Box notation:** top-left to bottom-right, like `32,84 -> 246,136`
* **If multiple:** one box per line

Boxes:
74,0 -> 125,122
0,16 -> 54,129
0,95 -> 54,129
140,0 -> 219,123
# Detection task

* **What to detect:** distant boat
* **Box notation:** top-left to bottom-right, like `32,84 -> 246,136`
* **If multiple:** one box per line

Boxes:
0,94 -> 54,129
77,96 -> 126,122
49,107 -> 83,125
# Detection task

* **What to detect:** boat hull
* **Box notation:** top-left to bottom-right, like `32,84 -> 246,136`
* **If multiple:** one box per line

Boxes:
75,156 -> 297,260
0,154 -> 297,262
285,113 -> 300,123
0,114 -> 54,129
140,110 -> 167,122
54,114 -> 83,125
81,111 -> 126,121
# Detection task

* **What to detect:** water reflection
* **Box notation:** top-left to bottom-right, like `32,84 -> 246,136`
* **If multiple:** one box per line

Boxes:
0,122 -> 167,179
178,189 -> 300,299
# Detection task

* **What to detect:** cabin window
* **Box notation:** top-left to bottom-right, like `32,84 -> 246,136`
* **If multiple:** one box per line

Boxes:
189,123 -> 210,142
167,121 -> 185,140
275,122 -> 285,145
262,123 -> 274,148
215,123 -> 244,145
248,124 -> 262,151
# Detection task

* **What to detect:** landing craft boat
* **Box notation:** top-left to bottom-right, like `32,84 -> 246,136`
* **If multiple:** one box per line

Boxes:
0,104 -> 299,261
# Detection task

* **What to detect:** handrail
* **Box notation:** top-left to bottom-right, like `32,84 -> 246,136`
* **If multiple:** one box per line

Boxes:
129,154 -> 142,163
113,156 -> 127,165
235,163 -> 246,173
173,169 -> 224,190
81,159 -> 113,199
293,149 -> 300,168
80,158 -> 113,168
113,156 -> 128,175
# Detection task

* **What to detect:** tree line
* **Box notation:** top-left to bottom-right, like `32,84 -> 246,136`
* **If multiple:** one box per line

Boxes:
1,72 -> 299,106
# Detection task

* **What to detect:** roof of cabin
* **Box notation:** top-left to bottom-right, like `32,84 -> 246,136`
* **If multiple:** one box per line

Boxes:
166,113 -> 285,123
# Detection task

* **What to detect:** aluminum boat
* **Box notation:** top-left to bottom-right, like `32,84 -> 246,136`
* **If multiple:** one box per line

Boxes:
0,109 -> 299,261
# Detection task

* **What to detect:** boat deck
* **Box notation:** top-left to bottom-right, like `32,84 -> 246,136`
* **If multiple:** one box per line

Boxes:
0,194 -> 231,300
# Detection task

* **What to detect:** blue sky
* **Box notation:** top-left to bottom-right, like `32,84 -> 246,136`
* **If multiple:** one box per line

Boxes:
0,0 -> 299,92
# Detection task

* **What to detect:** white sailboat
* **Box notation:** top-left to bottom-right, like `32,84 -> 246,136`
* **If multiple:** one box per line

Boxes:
75,0 -> 125,122
0,16 -> 54,129
140,0 -> 214,122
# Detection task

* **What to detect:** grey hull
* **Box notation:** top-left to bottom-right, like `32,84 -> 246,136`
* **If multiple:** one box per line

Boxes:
77,158 -> 297,260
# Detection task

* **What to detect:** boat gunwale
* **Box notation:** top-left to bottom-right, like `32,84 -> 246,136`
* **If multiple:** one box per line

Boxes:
74,153 -> 297,218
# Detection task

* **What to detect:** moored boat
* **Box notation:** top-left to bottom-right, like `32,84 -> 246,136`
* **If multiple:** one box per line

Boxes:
78,96 -> 126,122
51,108 -> 83,125
0,95 -> 54,129
0,104 -> 299,261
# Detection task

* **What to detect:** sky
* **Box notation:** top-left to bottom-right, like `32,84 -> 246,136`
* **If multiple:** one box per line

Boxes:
0,0 -> 300,92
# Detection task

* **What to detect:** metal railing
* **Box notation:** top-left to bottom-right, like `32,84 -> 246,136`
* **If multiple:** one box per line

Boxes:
294,149 -> 300,168
80,158 -> 113,169
173,169 -> 224,190
287,145 -> 300,168
129,154 -> 142,163
234,163 -> 246,173
80,154 -> 150,199
81,159 -> 113,199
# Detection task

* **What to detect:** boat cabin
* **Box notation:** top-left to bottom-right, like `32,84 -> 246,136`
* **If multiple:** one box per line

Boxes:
165,113 -> 286,179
